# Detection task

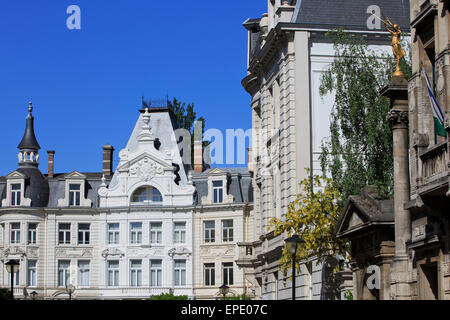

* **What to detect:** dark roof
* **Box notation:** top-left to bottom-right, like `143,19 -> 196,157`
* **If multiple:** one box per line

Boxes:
17,105 -> 40,151
294,0 -> 410,32
0,167 -> 49,207
336,186 -> 394,237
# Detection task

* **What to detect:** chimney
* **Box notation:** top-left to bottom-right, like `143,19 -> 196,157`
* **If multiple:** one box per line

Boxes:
193,140 -> 203,173
47,150 -> 55,178
103,145 -> 114,176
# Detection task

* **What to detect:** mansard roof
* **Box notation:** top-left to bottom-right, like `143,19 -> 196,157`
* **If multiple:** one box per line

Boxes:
293,0 -> 410,32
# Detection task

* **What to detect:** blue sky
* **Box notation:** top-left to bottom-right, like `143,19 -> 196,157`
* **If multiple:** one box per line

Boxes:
0,1 -> 267,175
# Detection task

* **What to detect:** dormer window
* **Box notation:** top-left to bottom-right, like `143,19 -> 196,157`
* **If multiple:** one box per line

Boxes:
213,181 -> 223,203
10,184 -> 22,206
69,184 -> 81,206
131,186 -> 163,204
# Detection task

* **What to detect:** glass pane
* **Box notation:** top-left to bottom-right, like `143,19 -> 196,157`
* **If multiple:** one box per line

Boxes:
69,184 -> 81,191
11,184 -> 21,190
212,181 -> 223,187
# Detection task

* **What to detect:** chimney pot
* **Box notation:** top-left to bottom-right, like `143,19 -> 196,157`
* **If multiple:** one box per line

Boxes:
47,150 -> 55,178
194,140 -> 203,173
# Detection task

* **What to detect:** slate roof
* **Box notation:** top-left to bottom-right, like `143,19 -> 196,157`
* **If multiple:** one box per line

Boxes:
192,167 -> 253,205
18,108 -> 40,151
293,0 -> 410,32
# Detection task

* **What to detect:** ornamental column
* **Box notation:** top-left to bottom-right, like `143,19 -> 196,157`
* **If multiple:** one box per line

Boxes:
381,75 -> 411,300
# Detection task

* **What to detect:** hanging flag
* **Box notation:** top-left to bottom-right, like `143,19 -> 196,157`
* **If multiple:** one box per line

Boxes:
422,67 -> 447,138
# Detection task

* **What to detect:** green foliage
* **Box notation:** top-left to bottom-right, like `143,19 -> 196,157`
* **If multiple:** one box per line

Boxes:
219,294 -> 251,300
344,290 -> 353,300
149,293 -> 189,300
269,170 -> 349,274
0,288 -> 11,300
319,29 -> 411,203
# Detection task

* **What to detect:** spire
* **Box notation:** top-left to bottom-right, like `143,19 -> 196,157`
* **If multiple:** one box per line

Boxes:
17,102 -> 40,167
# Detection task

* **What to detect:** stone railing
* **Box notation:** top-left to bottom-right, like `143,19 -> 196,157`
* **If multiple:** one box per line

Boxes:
419,141 -> 449,185
120,287 -> 172,296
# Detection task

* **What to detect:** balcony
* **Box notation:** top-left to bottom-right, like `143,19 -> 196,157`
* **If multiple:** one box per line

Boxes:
417,141 -> 449,195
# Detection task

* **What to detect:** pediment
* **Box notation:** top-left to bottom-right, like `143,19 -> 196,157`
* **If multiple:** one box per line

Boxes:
64,171 -> 87,179
337,202 -> 369,236
208,167 -> 228,176
5,171 -> 27,179
118,152 -> 171,171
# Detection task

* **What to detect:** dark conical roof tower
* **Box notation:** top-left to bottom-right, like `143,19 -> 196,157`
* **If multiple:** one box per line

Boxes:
17,102 -> 41,167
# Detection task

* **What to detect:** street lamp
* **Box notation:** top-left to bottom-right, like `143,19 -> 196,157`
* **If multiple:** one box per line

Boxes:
66,284 -> 75,300
285,234 -> 304,301
30,291 -> 38,300
219,284 -> 229,298
5,260 -> 20,300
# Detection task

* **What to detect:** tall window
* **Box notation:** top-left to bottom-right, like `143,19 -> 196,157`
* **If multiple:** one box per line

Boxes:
10,183 -> 21,206
174,260 -> 186,286
69,184 -> 81,206
27,260 -> 37,287
130,223 -> 142,244
150,222 -> 162,244
78,224 -> 90,245
58,260 -> 71,287
108,223 -> 120,245
150,260 -> 162,287
204,263 -> 215,286
58,223 -> 71,245
204,221 -> 215,243
223,262 -> 234,285
78,260 -> 90,287
213,181 -> 223,203
222,220 -> 234,242
107,260 -> 119,287
28,223 -> 37,244
131,186 -> 163,203
130,260 -> 142,287
10,223 -> 20,244
9,268 -> 19,286
173,222 -> 186,244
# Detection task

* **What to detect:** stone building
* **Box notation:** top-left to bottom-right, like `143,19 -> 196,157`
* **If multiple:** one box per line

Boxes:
239,0 -> 410,300
336,0 -> 450,300
0,103 -> 253,300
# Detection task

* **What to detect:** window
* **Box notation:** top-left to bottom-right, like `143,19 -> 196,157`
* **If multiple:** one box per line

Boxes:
27,260 -> 37,287
78,260 -> 90,287
10,183 -> 21,206
10,223 -> 20,244
204,221 -> 215,243
58,223 -> 71,245
130,260 -> 142,287
58,260 -> 71,287
150,222 -> 162,244
174,260 -> 186,286
69,184 -> 81,206
130,223 -> 142,244
78,223 -> 90,245
150,260 -> 162,287
107,260 -> 120,287
213,181 -> 223,203
223,262 -> 234,285
204,263 -> 215,286
222,220 -> 234,242
131,186 -> 163,203
28,223 -> 37,244
173,222 -> 186,244
108,223 -> 120,245
9,268 -> 20,286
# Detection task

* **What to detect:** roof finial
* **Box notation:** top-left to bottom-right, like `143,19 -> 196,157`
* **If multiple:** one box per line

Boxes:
28,101 -> 33,113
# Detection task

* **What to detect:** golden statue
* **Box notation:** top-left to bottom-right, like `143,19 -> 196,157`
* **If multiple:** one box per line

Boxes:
373,14 -> 406,77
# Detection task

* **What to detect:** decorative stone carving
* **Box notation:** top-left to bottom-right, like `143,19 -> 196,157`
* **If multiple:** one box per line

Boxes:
387,110 -> 408,127
200,245 -> 235,256
129,157 -> 164,182
27,247 -> 39,258
101,248 -> 125,259
168,247 -> 191,258
2,246 -> 26,258
56,247 -> 93,258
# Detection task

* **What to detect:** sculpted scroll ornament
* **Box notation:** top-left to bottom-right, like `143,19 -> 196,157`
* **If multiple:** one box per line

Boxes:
129,157 -> 164,182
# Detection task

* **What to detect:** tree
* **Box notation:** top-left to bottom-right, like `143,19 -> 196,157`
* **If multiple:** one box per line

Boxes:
0,288 -> 11,300
268,171 -> 349,274
319,29 -> 411,203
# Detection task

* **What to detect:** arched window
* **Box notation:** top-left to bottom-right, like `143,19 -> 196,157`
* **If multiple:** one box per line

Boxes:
131,186 -> 163,204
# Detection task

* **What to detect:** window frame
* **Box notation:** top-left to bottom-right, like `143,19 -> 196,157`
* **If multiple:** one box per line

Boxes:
150,259 -> 163,287
10,183 -> 22,207
107,223 -> 120,245
174,260 -> 186,287
10,222 -> 21,244
57,260 -> 71,287
222,262 -> 234,286
204,263 -> 215,286
78,260 -> 90,287
203,221 -> 215,243
107,260 -> 120,287
27,223 -> 37,244
77,223 -> 90,245
150,222 -> 163,244
27,260 -> 37,287
130,259 -> 142,287
129,222 -> 143,245
58,223 -> 71,245
222,219 -> 234,242
68,183 -> 81,207
212,180 -> 224,204
173,222 -> 186,244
